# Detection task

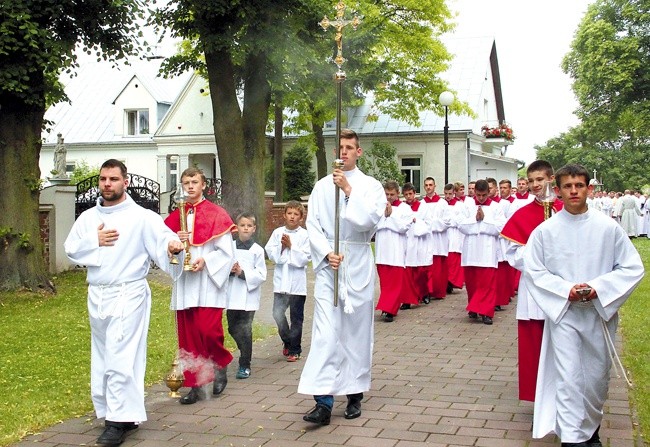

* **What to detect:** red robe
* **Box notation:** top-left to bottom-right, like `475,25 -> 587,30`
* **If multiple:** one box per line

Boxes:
500,198 -> 563,401
423,194 -> 448,298
376,200 -> 408,315
164,199 -> 236,387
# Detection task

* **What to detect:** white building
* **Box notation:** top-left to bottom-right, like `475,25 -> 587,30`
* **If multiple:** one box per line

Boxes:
40,35 -> 519,194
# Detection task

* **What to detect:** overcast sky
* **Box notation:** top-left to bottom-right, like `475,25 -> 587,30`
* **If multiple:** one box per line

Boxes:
449,0 -> 594,163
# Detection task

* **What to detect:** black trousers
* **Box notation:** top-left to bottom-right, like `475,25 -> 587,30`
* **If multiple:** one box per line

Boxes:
226,309 -> 256,369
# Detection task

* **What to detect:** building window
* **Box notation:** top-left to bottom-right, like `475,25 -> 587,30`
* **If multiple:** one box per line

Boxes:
400,157 -> 421,193
126,110 -> 150,135
66,162 -> 76,175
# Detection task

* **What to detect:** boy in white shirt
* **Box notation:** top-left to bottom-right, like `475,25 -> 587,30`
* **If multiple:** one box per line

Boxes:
265,201 -> 311,361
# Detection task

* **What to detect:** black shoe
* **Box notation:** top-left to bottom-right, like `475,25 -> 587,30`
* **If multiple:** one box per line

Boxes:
494,305 -> 504,311
446,282 -> 454,294
422,296 -> 431,304
383,313 -> 394,322
180,386 -> 205,405
303,403 -> 331,425
400,303 -> 411,310
587,426 -> 602,446
344,393 -> 363,419
96,422 -> 136,446
468,311 -> 478,319
213,367 -> 228,395
482,315 -> 493,325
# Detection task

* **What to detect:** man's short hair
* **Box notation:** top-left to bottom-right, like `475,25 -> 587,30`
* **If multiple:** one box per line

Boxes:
486,177 -> 497,186
444,183 -> 454,192
101,159 -> 127,178
454,181 -> 465,191
474,179 -> 489,192
402,182 -> 416,193
384,180 -> 400,192
518,176 -> 527,182
236,212 -> 257,225
527,160 -> 554,177
181,167 -> 207,183
499,179 -> 512,187
424,176 -> 436,184
555,164 -> 590,187
340,129 -> 359,148
284,200 -> 305,217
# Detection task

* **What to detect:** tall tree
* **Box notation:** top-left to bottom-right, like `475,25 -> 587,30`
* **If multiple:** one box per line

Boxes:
0,0 -> 143,291
153,0 -> 329,227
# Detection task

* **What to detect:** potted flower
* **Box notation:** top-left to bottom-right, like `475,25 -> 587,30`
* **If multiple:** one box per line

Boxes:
481,123 -> 515,141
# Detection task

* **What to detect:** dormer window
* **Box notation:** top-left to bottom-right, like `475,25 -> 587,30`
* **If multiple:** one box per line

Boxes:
126,109 -> 150,135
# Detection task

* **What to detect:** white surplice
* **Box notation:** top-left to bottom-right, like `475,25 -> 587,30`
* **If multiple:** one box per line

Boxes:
64,194 -> 180,423
374,202 -> 412,267
227,242 -> 267,311
458,200 -> 506,268
298,167 -> 384,396
523,209 -> 644,443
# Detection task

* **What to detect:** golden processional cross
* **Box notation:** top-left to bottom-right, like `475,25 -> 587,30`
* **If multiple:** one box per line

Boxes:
319,1 -> 360,307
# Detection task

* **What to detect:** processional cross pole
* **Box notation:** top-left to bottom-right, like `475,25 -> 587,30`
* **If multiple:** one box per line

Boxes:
319,1 -> 360,307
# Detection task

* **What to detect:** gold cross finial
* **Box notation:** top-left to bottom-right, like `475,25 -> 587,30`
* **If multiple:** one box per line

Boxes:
319,1 -> 361,69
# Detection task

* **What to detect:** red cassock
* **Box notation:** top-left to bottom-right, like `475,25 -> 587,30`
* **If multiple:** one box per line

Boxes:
165,200 -> 236,387
500,198 -> 563,401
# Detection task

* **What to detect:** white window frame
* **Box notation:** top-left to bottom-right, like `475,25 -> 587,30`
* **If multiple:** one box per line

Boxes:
126,109 -> 150,136
400,156 -> 422,194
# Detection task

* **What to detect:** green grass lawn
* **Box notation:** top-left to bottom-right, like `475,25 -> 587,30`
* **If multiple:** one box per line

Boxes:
622,238 -> 650,444
0,269 -> 275,446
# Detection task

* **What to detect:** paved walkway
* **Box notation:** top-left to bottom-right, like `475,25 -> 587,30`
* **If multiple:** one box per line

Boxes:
15,267 -> 639,446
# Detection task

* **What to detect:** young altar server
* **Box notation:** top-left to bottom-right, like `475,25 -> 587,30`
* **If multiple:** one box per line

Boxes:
299,129 -> 385,425
265,201 -> 311,361
164,167 -> 236,405
375,181 -> 412,322
402,181 -> 432,306
227,212 -> 267,380
64,159 -> 183,446
421,177 -> 451,300
500,160 -> 563,401
524,164 -> 644,446
458,179 -> 506,325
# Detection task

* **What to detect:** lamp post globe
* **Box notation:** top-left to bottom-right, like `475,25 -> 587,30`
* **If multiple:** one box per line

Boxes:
439,91 -> 454,185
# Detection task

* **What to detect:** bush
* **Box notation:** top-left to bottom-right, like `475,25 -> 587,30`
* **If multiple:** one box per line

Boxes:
284,142 -> 315,201
358,140 -> 404,184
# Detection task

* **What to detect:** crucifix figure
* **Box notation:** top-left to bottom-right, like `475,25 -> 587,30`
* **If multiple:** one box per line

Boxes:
319,1 -> 360,71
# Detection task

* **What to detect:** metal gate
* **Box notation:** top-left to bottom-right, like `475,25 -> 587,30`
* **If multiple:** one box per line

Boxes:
75,174 -> 161,219
167,178 -> 223,213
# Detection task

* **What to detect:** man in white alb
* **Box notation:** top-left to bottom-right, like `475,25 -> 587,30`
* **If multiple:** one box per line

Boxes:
524,164 -> 644,447
299,129 -> 385,425
65,159 -> 183,446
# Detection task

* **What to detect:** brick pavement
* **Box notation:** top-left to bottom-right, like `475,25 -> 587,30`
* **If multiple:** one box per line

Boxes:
14,267 -> 639,446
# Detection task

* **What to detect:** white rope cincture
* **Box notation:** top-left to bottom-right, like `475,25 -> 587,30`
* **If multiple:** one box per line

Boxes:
600,317 -> 633,388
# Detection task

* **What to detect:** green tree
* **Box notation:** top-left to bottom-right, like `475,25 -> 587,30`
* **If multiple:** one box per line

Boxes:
283,142 -> 316,201
0,0 -> 143,290
358,140 -> 404,184
68,161 -> 100,186
283,0 -> 474,179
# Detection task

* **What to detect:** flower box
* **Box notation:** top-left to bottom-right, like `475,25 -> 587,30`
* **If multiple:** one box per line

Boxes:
481,123 -> 515,141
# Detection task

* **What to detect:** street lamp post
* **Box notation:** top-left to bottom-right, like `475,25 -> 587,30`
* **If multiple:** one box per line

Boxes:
439,91 -> 454,185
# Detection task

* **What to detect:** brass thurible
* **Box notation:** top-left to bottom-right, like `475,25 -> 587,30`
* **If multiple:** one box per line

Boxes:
541,180 -> 556,220
165,355 -> 185,398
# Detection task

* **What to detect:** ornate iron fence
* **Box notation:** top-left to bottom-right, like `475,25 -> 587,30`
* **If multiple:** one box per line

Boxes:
168,178 -> 223,213
75,174 -> 160,219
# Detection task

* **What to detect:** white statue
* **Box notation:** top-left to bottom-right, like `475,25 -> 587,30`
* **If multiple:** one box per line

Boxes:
53,133 -> 67,178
